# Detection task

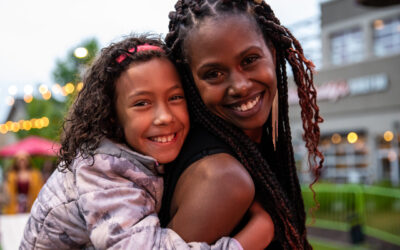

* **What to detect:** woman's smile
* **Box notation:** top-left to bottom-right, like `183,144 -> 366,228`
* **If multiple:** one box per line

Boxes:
227,91 -> 263,114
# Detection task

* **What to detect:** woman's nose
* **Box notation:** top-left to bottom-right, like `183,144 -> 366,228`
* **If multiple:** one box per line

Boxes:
228,71 -> 251,97
153,105 -> 174,126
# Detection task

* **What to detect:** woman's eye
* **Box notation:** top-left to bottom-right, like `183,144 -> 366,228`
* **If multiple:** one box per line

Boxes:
242,55 -> 260,66
203,70 -> 223,80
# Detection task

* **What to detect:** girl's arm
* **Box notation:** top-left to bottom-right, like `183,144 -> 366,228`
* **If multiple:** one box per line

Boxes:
234,201 -> 275,249
76,153 -> 243,250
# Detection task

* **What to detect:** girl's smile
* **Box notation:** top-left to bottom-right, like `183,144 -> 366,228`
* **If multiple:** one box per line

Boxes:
186,14 -> 277,142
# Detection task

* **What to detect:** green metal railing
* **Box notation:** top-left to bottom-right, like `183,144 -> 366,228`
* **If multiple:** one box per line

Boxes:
302,184 -> 400,246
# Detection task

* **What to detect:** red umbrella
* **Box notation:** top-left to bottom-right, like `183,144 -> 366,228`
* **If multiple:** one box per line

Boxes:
0,136 -> 60,157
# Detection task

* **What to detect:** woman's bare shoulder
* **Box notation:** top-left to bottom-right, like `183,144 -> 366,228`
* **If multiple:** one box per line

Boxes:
168,153 -> 255,243
185,153 -> 254,190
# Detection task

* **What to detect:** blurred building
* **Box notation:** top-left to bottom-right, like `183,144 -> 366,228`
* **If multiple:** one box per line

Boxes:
290,0 -> 400,185
0,99 -> 26,148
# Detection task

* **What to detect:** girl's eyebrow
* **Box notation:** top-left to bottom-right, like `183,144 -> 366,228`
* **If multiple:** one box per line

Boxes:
128,84 -> 183,99
168,84 -> 183,91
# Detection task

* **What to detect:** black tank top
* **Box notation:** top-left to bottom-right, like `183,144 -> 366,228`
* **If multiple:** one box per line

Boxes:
159,123 -> 283,249
159,123 -> 234,226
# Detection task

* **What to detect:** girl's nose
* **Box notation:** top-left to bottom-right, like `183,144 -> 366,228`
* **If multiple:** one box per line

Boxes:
228,72 -> 251,97
153,105 -> 174,126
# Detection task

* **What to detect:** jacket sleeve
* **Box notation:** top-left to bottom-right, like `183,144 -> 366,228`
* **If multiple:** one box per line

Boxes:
75,154 -> 243,250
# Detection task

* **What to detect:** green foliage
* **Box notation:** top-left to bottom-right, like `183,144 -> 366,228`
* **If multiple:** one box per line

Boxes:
52,37 -> 99,85
52,37 -> 100,106
16,98 -> 66,141
14,37 -> 100,142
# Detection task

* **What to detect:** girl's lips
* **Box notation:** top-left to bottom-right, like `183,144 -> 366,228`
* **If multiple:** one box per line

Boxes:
148,133 -> 177,144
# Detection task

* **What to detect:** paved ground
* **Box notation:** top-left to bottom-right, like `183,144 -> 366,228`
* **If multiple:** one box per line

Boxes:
307,226 -> 400,250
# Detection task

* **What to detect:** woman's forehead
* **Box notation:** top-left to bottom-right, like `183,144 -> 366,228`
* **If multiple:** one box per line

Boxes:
184,14 -> 266,60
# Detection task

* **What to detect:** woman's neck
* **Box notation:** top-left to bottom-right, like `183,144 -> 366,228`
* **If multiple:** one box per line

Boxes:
243,128 -> 263,144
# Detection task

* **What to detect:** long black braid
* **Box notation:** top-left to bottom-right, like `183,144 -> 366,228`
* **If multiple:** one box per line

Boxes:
165,0 -> 324,249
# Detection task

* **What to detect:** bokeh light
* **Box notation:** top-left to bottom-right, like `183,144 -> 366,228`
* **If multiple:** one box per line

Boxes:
39,84 -> 48,95
24,94 -> 33,103
8,85 -> 18,96
64,83 -> 75,94
42,91 -> 52,100
74,47 -> 88,58
347,132 -> 358,144
383,131 -> 394,142
6,96 -> 15,106
76,82 -> 84,92
331,133 -> 342,144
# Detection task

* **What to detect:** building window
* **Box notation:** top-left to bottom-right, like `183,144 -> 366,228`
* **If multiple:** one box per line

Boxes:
330,28 -> 364,65
320,131 -> 368,183
373,16 -> 400,57
377,130 -> 400,184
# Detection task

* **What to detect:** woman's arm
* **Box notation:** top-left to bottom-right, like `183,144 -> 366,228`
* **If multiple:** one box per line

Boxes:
168,153 -> 255,243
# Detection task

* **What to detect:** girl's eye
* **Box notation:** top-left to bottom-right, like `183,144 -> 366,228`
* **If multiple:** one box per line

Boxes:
133,100 -> 150,107
203,70 -> 224,80
242,55 -> 260,67
169,95 -> 185,102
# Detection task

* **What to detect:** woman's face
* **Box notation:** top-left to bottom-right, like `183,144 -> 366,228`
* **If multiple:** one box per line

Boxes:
186,14 -> 277,142
15,153 -> 30,170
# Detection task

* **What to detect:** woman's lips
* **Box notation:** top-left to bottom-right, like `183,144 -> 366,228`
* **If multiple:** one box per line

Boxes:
226,92 -> 264,113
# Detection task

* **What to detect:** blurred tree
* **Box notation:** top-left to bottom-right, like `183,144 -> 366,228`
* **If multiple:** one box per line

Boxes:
52,37 -> 100,105
17,98 -> 66,141
16,38 -> 100,142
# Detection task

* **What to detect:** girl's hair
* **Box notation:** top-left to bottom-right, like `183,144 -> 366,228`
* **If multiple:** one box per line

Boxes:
57,34 -> 167,170
165,0 -> 324,249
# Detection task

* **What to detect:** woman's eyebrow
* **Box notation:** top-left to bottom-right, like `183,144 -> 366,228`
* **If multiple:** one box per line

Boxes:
198,62 -> 222,72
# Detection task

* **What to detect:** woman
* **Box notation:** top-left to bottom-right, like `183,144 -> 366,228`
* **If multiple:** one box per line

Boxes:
159,0 -> 324,249
2,151 -> 43,214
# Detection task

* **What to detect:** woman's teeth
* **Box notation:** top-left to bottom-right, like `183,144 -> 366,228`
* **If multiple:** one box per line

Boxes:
150,134 -> 175,143
233,95 -> 260,112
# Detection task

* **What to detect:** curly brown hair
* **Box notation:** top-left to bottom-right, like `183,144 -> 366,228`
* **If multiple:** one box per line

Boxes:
57,34 -> 167,170
161,0 -> 324,249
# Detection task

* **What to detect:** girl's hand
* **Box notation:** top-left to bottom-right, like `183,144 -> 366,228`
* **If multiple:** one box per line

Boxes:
234,201 -> 274,250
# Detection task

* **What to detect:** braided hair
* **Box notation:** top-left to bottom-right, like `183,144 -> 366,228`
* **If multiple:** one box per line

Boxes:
165,0 -> 324,249
57,34 -> 167,170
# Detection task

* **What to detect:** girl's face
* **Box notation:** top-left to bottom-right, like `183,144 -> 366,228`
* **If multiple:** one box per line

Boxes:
186,14 -> 277,142
115,58 -> 190,164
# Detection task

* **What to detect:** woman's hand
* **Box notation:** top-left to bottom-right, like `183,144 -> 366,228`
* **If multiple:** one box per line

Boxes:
234,200 -> 274,250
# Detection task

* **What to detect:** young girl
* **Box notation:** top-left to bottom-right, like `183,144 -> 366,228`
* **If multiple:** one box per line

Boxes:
20,35 -> 271,249
159,1 -> 324,249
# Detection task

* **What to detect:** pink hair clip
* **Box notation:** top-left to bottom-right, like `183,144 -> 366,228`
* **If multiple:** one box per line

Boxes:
116,44 -> 164,63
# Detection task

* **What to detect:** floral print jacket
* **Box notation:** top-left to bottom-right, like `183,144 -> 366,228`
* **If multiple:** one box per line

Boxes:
20,139 -> 242,250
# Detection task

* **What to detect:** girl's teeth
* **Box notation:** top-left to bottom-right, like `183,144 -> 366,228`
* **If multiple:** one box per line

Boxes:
151,134 -> 175,143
